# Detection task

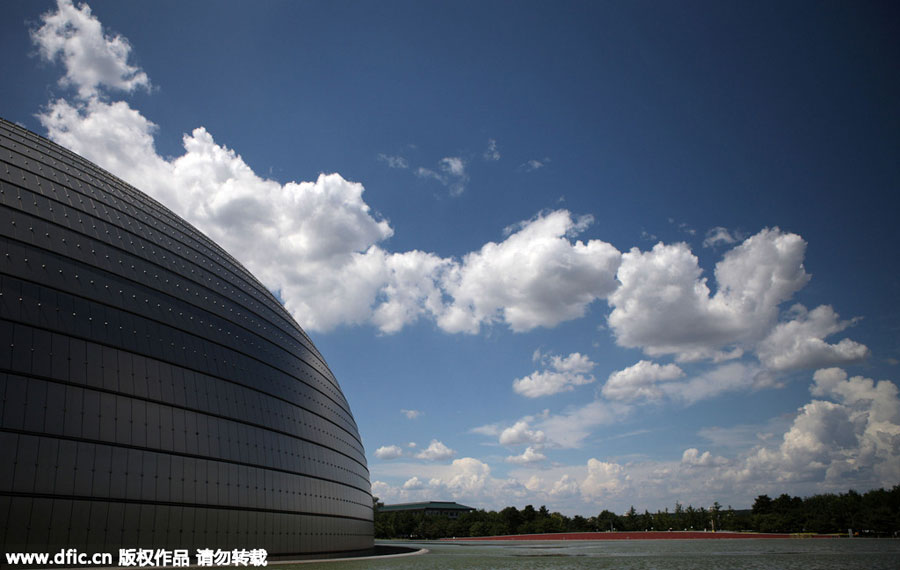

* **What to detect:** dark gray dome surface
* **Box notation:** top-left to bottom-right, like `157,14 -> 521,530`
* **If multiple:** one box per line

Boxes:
0,117 -> 373,559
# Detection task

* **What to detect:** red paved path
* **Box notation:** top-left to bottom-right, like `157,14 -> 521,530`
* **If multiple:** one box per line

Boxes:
445,531 -> 840,541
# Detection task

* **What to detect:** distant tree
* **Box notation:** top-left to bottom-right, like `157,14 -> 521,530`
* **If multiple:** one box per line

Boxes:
500,506 -> 522,534
597,509 -> 619,531
684,505 -> 708,530
721,505 -> 738,531
623,506 -> 638,531
641,510 -> 654,531
710,501 -> 722,531
469,521 -> 489,537
487,511 -> 509,537
698,507 -> 709,531
371,485 -> 900,540
838,489 -> 862,533
752,494 -> 773,515
653,508 -> 672,531
569,515 -> 592,532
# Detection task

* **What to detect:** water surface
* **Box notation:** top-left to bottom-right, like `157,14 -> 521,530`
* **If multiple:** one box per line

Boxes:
284,538 -> 900,569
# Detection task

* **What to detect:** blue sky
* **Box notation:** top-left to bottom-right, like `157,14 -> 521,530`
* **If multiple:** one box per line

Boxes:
2,0 -> 898,515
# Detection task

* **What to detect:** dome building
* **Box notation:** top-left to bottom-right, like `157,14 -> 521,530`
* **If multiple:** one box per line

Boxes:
0,118 -> 373,559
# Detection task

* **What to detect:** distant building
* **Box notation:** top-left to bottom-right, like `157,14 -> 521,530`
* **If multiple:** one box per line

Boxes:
379,501 -> 475,518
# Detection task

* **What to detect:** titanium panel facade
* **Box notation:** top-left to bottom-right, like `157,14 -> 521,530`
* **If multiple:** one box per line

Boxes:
0,118 -> 373,558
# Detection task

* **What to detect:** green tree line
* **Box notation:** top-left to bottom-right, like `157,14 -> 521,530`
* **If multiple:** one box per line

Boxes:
374,486 -> 900,539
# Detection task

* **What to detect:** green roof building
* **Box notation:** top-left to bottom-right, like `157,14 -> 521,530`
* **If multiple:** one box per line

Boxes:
379,501 -> 475,518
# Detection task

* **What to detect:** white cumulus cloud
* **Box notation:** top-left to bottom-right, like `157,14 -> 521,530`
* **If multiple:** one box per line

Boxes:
428,458 -> 493,497
742,368 -> 900,486
580,459 -> 627,500
499,420 -> 547,446
374,445 -> 404,460
32,0 -> 150,99
812,368 -> 900,424
757,305 -> 869,371
602,360 -> 684,402
608,228 -> 811,361
27,0 -> 873,396
681,448 -> 727,467
506,446 -> 547,464
402,476 -> 426,490
31,2 -> 633,338
415,439 -> 456,461
440,211 -> 621,334
513,352 -> 597,398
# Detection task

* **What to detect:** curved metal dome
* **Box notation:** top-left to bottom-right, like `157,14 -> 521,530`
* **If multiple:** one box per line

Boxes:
0,117 -> 373,558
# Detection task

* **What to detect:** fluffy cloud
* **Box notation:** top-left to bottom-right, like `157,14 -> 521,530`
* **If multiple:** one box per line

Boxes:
528,363 -> 776,449
32,0 -> 150,99
602,229 -> 868,381
549,475 -> 581,497
624,370 -> 900,506
499,420 -> 547,446
681,448 -> 727,467
506,446 -> 547,464
401,409 -> 423,420
37,96 -> 405,332
371,458 -> 511,506
170,138 -> 399,333
39,97 -> 176,206
609,228 -> 812,360
580,459 -> 627,500
602,360 -> 773,406
732,368 -> 900,489
602,360 -> 684,402
531,367 -> 898,507
435,458 -> 492,496
402,476 -> 426,490
757,305 -> 869,371
747,400 -> 860,482
415,439 -> 456,461
33,0 -> 635,338
374,445 -> 404,460
369,250 -> 452,333
30,6 -> 881,494
511,459 -> 629,505
374,457 -> 630,510
36,0 -> 873,373
812,368 -> 900,424
440,211 -> 621,333
513,352 -> 597,398
380,371 -> 900,512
